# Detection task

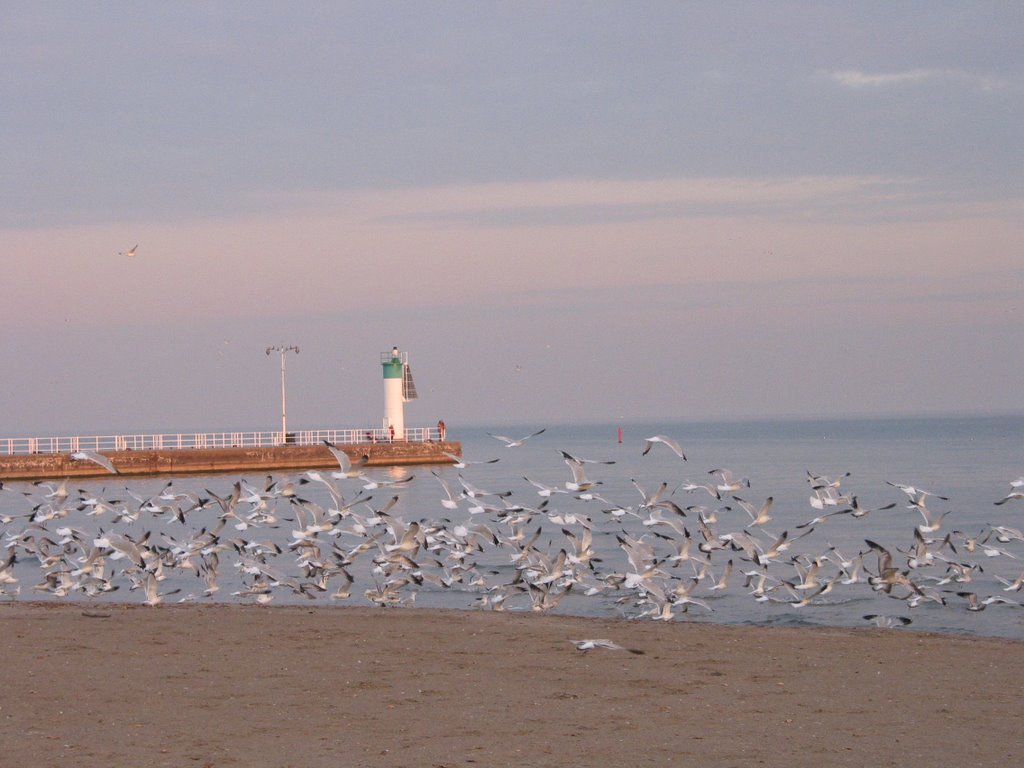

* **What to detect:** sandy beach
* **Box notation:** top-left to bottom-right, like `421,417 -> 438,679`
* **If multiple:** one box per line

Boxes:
1,603 -> 1021,767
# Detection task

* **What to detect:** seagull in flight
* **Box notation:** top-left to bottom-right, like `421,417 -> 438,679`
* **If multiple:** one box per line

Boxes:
733,495 -> 773,527
430,470 -> 461,510
641,435 -> 686,460
119,244 -> 139,257
569,639 -> 644,654
487,428 -> 546,447
442,451 -> 499,469
994,484 -> 1024,505
70,450 -> 118,474
557,449 -> 614,465
886,481 -> 948,505
863,614 -> 912,628
323,440 -> 369,479
956,591 -> 1023,611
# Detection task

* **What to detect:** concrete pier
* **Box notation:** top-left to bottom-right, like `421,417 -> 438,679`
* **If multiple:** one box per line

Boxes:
0,441 -> 461,482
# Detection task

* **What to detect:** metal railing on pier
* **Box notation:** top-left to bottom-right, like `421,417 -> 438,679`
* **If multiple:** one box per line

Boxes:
0,427 -> 441,456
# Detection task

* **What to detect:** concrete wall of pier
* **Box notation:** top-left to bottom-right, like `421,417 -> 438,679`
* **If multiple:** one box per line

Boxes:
0,441 -> 461,482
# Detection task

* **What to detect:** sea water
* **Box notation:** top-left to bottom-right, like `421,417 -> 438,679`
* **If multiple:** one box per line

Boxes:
3,415 -> 1022,639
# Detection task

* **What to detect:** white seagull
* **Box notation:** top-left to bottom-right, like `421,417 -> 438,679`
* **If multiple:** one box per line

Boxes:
70,450 -> 118,474
119,244 -> 139,257
709,468 -> 750,493
733,495 -> 773,527
487,428 -> 546,447
442,451 -> 499,469
569,638 -> 644,654
863,614 -> 912,628
994,487 -> 1024,506
430,471 -> 461,510
641,435 -> 686,460
323,440 -> 369,479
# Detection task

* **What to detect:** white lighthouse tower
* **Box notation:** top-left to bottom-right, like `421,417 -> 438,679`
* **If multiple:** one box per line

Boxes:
381,346 -> 417,440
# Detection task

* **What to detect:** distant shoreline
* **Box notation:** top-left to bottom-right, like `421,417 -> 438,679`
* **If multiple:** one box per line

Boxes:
456,410 -> 1024,428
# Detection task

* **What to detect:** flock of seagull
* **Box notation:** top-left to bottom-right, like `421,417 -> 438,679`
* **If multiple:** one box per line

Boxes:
2,431 -> 1023,635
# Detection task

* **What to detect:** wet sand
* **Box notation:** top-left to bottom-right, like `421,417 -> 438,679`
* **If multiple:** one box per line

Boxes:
1,603 -> 1021,767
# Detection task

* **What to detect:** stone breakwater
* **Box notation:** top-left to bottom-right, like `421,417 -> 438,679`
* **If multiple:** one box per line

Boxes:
0,440 -> 461,481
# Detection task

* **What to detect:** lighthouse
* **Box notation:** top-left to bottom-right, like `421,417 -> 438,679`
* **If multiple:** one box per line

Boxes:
381,346 -> 417,440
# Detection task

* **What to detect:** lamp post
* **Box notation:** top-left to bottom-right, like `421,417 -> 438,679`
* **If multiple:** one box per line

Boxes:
266,345 -> 299,444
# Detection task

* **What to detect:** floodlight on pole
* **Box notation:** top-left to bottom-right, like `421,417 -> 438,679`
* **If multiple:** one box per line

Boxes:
266,345 -> 299,443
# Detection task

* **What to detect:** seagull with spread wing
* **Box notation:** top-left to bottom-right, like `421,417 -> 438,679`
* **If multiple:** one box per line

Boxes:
641,435 -> 686,460
487,428 -> 546,447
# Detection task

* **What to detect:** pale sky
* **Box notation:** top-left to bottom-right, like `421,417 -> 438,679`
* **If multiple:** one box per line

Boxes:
2,2 -> 1022,436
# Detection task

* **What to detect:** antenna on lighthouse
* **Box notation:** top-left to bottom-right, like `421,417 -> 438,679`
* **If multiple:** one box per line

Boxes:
402,360 -> 418,402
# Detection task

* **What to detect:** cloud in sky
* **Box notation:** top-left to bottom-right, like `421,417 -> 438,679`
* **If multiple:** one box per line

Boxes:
2,173 -> 1018,327
823,68 -> 1007,91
